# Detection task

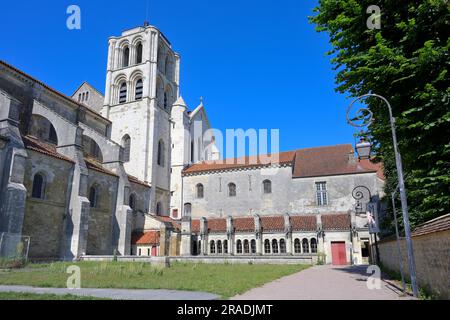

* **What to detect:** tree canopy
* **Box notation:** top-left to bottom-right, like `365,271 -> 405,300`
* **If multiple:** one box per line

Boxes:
310,0 -> 449,230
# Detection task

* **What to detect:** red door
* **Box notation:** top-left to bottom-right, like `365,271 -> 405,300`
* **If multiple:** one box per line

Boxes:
331,242 -> 347,265
151,246 -> 158,256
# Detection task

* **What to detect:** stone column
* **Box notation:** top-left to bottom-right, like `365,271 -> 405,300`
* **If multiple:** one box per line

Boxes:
200,217 -> 207,255
284,213 -> 292,255
316,213 -> 326,263
180,216 -> 192,256
253,214 -> 262,255
226,215 -> 233,255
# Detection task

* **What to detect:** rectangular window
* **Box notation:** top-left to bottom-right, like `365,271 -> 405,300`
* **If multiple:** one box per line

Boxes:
316,182 -> 328,206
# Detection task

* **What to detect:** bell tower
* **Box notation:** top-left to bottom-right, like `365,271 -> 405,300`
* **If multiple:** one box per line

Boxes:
102,23 -> 180,215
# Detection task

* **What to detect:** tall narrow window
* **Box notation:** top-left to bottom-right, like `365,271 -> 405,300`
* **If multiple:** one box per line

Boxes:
244,240 -> 250,254
156,202 -> 163,216
210,241 -> 216,254
119,82 -> 127,104
85,91 -> 89,101
302,238 -> 310,253
294,239 -> 301,253
264,239 -> 271,254
316,182 -> 328,206
48,125 -> 57,144
280,239 -> 286,254
129,194 -> 136,212
217,240 -> 222,254
223,240 -> 228,254
135,79 -> 143,100
251,240 -> 257,254
136,42 -> 143,64
236,240 -> 243,254
184,203 -> 192,217
32,173 -> 45,199
263,180 -> 272,194
311,238 -> 318,254
89,185 -> 98,208
122,135 -> 131,162
164,92 -> 168,109
228,183 -> 236,197
123,46 -> 130,67
191,140 -> 195,163
196,184 -> 204,199
272,239 -> 279,254
157,140 -> 165,166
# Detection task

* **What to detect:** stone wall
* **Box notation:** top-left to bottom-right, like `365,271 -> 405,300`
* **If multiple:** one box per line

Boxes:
378,229 -> 450,299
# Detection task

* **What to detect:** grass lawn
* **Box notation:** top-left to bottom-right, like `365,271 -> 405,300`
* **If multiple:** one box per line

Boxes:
0,261 -> 309,299
0,292 -> 103,300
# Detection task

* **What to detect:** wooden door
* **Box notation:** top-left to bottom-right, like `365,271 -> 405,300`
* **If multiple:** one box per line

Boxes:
331,242 -> 347,265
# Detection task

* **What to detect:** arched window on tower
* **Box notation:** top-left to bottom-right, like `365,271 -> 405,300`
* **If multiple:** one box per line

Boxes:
263,179 -> 272,194
228,183 -> 236,197
196,184 -> 204,199
119,82 -> 127,104
123,46 -> 130,67
89,185 -> 98,208
157,140 -> 165,166
129,194 -> 136,212
136,42 -> 143,64
122,135 -> 131,162
32,173 -> 46,199
156,202 -> 163,216
163,92 -> 168,109
135,79 -> 143,101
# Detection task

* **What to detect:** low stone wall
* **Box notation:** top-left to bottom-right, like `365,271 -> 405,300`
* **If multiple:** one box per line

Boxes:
81,254 -> 315,266
378,227 -> 450,299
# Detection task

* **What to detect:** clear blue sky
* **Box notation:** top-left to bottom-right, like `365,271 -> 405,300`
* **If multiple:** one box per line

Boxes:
1,0 -> 357,153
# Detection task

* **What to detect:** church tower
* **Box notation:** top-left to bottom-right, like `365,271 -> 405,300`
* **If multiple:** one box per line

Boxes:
102,23 -> 180,215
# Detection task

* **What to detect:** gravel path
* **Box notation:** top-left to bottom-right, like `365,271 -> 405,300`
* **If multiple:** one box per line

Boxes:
232,265 -> 413,300
0,285 -> 219,300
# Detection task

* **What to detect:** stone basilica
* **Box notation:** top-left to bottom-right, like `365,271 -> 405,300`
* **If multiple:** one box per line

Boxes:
0,24 -> 384,265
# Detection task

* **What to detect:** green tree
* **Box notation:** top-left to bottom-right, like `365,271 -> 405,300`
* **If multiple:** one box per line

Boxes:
310,0 -> 449,231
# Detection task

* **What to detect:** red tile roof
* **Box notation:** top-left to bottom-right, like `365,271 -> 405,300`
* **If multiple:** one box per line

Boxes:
183,151 -> 296,175
22,135 -> 74,163
234,217 -> 255,232
131,231 -> 160,245
412,213 -> 450,237
291,215 -> 317,231
127,175 -> 151,188
292,144 -> 381,178
260,216 -> 285,232
84,157 -> 118,177
182,144 -> 384,179
0,60 -> 111,124
192,219 -> 201,233
321,213 -> 351,230
152,215 -> 181,231
207,218 -> 227,233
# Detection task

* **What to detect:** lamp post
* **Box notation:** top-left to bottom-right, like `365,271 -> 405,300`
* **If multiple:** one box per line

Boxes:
347,93 -> 419,298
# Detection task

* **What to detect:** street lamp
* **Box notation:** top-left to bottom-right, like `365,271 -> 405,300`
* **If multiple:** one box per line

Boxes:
346,93 -> 419,298
355,139 -> 372,160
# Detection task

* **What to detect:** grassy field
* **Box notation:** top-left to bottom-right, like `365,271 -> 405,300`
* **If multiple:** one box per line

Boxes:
0,261 -> 309,299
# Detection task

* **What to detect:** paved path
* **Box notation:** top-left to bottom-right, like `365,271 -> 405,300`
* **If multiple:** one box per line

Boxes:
0,285 -> 219,300
232,265 -> 412,300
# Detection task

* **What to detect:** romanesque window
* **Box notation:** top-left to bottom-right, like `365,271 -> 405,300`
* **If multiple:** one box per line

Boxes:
264,239 -> 271,254
196,184 -> 204,199
89,185 -> 98,208
156,202 -> 163,215
123,46 -> 130,67
280,239 -> 286,254
157,140 -> 165,166
135,79 -> 143,100
311,238 -> 318,253
164,55 -> 171,77
48,125 -> 58,144
294,239 -> 301,253
236,240 -> 243,254
136,42 -> 143,64
217,240 -> 222,254
316,182 -> 328,206
251,239 -> 257,254
32,173 -> 46,199
302,238 -> 310,253
129,194 -> 136,212
228,183 -> 236,197
191,140 -> 195,163
122,135 -> 131,162
85,91 -> 89,101
263,180 -> 272,194
272,239 -> 279,254
210,240 -> 216,254
119,82 -> 127,104
223,240 -> 228,254
244,240 -> 250,254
